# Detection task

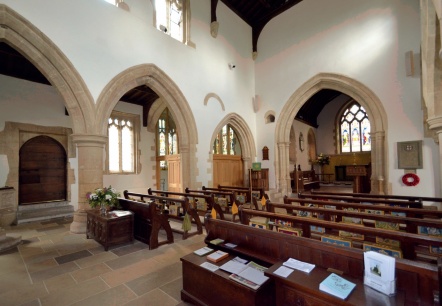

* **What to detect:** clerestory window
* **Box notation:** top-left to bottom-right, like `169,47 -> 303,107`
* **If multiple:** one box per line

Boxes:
339,102 -> 371,153
154,0 -> 191,44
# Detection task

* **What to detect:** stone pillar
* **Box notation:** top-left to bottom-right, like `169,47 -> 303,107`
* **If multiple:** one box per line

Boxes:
370,131 -> 386,195
427,118 -> 442,195
70,134 -> 107,234
277,142 -> 290,196
242,157 -> 251,187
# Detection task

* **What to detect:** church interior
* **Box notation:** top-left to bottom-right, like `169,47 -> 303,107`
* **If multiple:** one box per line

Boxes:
1,0 -> 442,305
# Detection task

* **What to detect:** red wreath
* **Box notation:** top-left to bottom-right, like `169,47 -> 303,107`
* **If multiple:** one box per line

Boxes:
402,173 -> 420,186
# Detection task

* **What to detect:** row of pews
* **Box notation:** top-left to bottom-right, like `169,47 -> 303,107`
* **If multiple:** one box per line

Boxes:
118,185 -> 267,249
180,190 -> 442,305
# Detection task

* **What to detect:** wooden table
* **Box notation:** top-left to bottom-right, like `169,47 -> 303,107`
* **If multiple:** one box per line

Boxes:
86,209 -> 134,251
265,261 -> 404,306
180,253 -> 275,306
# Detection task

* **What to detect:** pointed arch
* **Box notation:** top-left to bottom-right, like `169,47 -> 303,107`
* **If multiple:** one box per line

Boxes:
209,113 -> 256,185
275,73 -> 388,195
204,93 -> 225,111
96,64 -> 198,189
0,5 -> 94,134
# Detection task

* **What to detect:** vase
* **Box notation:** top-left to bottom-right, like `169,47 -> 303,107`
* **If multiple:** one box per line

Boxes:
100,202 -> 107,216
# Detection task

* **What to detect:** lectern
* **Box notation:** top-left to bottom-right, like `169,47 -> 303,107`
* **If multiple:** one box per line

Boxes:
346,165 -> 367,193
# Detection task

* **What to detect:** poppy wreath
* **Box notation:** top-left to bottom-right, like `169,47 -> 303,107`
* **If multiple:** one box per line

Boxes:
402,173 -> 420,186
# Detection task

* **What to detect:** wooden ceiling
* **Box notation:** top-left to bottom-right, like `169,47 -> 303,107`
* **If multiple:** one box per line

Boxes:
0,1 -> 347,128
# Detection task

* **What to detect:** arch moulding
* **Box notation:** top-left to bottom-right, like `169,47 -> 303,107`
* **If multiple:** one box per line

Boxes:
275,73 -> 388,196
209,113 -> 256,186
96,64 -> 199,189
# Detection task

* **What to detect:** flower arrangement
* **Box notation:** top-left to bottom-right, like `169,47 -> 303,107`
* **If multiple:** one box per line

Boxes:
87,186 -> 121,209
313,153 -> 330,166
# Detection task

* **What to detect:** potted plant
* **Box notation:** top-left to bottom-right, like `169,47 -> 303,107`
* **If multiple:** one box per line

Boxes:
87,186 -> 121,215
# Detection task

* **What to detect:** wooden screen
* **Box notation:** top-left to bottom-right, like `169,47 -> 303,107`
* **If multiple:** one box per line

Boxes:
213,155 -> 243,187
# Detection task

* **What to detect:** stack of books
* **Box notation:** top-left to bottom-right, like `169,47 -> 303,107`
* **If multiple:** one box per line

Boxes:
219,257 -> 269,290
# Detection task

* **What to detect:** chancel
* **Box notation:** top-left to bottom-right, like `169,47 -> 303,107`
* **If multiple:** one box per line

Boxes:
1,0 -> 442,305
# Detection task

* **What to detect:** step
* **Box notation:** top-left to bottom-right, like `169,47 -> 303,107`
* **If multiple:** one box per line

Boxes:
16,202 -> 74,224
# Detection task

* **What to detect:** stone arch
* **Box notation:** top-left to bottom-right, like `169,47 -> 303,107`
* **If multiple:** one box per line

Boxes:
275,73 -> 388,196
96,64 -> 198,189
204,93 -> 225,111
0,5 -> 94,134
209,113 -> 256,185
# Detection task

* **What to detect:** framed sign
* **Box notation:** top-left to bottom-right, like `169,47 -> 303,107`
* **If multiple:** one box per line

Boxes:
397,141 -> 423,169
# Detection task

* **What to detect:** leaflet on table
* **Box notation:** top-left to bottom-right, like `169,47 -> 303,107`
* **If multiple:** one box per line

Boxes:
283,258 -> 315,273
109,210 -> 132,217
224,243 -> 237,248
193,246 -> 214,256
273,266 -> 294,278
200,261 -> 219,272
319,273 -> 356,300
221,259 -> 269,288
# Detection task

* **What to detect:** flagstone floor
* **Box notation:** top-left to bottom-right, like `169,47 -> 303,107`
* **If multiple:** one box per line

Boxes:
0,217 -> 205,306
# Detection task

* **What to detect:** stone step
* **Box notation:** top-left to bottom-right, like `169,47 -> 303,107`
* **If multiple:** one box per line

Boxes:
16,202 -> 74,224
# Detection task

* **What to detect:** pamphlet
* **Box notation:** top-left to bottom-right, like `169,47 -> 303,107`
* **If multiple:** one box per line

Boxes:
225,243 -> 237,248
363,251 -> 396,295
200,262 -> 219,272
227,261 -> 269,289
273,266 -> 294,278
283,258 -> 315,273
109,210 -> 132,217
319,273 -> 356,300
193,246 -> 214,256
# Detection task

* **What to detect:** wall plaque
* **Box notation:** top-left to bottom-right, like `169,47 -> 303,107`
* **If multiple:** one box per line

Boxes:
397,141 -> 423,169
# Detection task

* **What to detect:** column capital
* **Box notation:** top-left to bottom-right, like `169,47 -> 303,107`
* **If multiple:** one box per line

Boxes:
427,116 -> 442,133
71,134 -> 107,146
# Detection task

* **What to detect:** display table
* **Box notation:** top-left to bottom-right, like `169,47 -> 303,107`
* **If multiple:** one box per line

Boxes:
265,261 -> 404,306
180,253 -> 275,306
86,209 -> 134,251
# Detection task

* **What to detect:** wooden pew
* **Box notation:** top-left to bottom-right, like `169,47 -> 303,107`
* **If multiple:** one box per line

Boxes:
218,184 -> 266,202
192,216 -> 440,305
147,187 -> 224,219
309,189 -> 442,209
261,201 -> 442,261
298,192 -> 424,209
123,191 -> 202,239
291,169 -> 320,192
118,196 -> 173,250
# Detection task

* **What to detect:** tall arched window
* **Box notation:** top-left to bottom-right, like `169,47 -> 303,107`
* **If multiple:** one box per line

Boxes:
156,108 -> 178,168
107,111 -> 140,173
339,102 -> 371,153
213,124 -> 241,155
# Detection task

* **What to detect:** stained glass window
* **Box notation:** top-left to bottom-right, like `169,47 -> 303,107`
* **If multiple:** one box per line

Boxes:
340,103 -> 370,153
213,124 -> 241,155
156,108 -> 178,156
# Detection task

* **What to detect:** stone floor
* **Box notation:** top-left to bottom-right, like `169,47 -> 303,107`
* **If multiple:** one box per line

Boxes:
0,217 -> 205,306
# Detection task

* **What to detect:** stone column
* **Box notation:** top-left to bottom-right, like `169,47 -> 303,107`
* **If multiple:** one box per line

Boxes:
70,134 -> 107,234
277,142 -> 290,196
370,131 -> 386,195
242,157 -> 251,187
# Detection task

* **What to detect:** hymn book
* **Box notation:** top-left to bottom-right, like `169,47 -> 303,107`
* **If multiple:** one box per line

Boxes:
206,250 -> 229,263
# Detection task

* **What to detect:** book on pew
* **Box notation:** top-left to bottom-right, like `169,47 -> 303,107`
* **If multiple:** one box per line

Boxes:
207,250 -> 229,263
319,273 -> 356,300
210,238 -> 225,245
228,262 -> 269,290
193,246 -> 214,256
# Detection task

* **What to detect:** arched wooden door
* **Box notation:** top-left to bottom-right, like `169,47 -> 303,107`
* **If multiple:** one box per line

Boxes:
19,136 -> 67,204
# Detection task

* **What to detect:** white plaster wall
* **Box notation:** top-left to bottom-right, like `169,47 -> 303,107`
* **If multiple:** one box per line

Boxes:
0,0 -> 257,188
255,0 -> 438,196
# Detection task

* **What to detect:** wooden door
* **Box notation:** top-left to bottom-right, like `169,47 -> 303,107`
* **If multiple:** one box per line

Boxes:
166,154 -> 181,192
19,135 -> 67,204
213,155 -> 243,187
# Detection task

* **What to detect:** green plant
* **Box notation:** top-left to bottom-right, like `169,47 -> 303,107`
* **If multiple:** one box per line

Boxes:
87,186 -> 121,209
